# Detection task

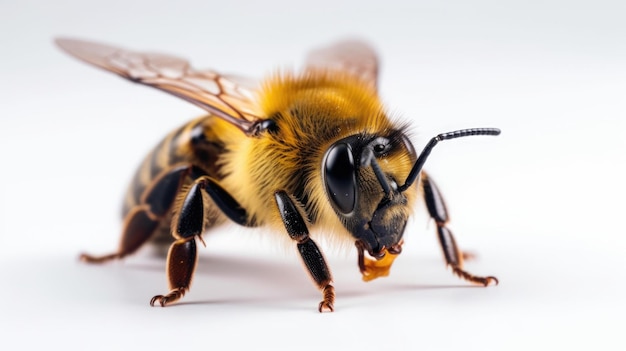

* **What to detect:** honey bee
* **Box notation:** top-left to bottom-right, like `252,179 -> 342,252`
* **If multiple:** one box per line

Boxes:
56,38 -> 500,312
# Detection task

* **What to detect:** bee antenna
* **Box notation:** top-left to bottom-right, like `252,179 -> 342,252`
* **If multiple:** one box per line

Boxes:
361,147 -> 392,197
397,128 -> 501,193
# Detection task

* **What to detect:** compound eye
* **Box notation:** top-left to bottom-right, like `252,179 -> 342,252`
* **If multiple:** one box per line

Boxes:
324,143 -> 357,214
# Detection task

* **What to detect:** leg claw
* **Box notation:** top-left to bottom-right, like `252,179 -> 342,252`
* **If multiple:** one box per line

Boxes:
150,288 -> 185,307
318,284 -> 335,313
483,276 -> 499,286
150,295 -> 168,307
318,301 -> 334,313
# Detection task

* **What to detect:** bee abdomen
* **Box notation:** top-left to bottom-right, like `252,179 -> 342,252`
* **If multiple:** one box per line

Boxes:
122,117 -> 225,218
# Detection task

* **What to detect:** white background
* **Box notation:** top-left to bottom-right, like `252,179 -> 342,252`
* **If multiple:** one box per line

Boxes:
1,1 -> 625,350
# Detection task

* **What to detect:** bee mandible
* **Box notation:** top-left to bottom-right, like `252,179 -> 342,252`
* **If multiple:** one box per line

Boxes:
56,38 -> 500,312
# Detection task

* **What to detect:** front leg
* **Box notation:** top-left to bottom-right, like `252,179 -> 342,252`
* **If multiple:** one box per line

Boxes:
275,191 -> 335,312
422,173 -> 498,286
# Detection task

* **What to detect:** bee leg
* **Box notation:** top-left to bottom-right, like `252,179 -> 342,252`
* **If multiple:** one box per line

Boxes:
80,165 -> 192,263
275,191 -> 335,312
150,237 -> 197,307
150,178 -> 204,307
422,173 -> 498,286
151,176 -> 254,307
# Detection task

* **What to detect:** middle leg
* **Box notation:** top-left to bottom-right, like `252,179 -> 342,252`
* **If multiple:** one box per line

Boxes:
150,175 -> 254,306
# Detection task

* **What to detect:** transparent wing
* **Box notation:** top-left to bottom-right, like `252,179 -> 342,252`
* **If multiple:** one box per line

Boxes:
55,38 -> 262,135
305,40 -> 379,90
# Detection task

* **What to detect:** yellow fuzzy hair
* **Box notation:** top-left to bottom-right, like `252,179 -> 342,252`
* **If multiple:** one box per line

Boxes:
216,70 -> 417,246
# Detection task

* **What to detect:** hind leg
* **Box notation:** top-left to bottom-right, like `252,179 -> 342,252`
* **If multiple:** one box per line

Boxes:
421,172 -> 498,286
80,164 -> 192,263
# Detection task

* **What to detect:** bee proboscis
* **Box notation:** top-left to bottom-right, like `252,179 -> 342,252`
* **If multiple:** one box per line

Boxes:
56,38 -> 500,312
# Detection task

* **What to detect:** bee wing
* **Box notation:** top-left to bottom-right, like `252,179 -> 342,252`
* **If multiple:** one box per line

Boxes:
55,38 -> 262,134
305,40 -> 379,90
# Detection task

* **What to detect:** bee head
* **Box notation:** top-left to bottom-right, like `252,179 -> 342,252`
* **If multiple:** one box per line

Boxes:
321,123 -> 501,258
322,131 -> 416,257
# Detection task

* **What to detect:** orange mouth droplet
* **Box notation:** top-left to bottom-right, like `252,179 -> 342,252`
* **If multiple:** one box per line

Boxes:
361,249 -> 399,282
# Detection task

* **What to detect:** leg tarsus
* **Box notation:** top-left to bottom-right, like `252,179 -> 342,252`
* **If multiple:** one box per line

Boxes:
455,269 -> 498,286
318,285 -> 335,313
79,252 -> 120,264
451,266 -> 499,286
